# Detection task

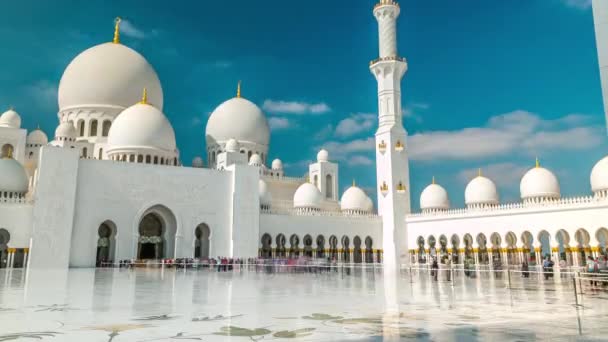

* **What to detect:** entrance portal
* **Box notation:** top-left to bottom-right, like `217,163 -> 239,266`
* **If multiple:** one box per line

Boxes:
138,213 -> 163,260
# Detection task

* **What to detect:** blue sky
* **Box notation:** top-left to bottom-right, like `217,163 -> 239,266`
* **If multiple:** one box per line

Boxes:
0,0 -> 605,209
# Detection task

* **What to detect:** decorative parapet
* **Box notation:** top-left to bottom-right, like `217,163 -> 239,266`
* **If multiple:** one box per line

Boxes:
409,195 -> 603,219
0,192 -> 30,205
261,174 -> 305,184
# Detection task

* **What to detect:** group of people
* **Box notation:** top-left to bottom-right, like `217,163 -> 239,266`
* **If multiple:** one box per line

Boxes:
586,255 -> 608,286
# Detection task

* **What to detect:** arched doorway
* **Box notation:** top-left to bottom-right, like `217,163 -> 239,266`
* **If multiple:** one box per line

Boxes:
303,235 -> 313,257
555,229 -> 570,265
505,231 -> 518,265
439,235 -> 448,262
596,228 -> 608,256
428,235 -> 437,260
476,233 -> 488,265
464,234 -> 474,264
195,224 -> 211,259
96,221 -> 116,266
521,231 -> 534,264
450,234 -> 460,263
289,234 -> 300,258
538,230 -> 551,261
364,236 -> 373,263
316,235 -> 325,258
276,234 -> 286,257
329,235 -> 338,260
490,232 -> 502,265
0,229 -> 9,268
260,233 -> 272,258
417,236 -> 426,263
341,236 -> 350,262
137,206 -> 177,260
575,228 -> 590,265
353,236 -> 363,263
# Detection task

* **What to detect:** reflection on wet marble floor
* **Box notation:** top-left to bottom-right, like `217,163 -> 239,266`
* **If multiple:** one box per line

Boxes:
0,267 -> 607,341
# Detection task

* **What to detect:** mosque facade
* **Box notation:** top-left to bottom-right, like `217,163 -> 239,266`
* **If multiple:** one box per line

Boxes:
0,1 -> 607,270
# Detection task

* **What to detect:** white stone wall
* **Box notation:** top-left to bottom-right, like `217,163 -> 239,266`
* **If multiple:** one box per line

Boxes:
0,203 -> 33,248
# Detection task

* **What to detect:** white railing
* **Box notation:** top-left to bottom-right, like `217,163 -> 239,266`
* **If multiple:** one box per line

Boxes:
409,195 -> 605,219
261,207 -> 379,219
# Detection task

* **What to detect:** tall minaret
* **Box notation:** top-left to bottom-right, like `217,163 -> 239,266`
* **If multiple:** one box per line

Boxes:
593,0 -> 608,131
370,0 -> 411,270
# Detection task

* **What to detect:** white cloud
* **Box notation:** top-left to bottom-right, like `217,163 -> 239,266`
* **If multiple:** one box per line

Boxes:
25,80 -> 57,109
120,19 -> 146,39
321,137 -> 375,160
408,110 -> 603,161
263,100 -> 331,115
347,155 -> 374,166
334,113 -> 376,138
314,124 -> 333,141
268,117 -> 291,130
562,0 -> 592,10
403,102 -> 429,122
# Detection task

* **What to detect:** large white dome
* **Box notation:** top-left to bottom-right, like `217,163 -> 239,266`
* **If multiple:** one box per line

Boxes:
27,129 -> 48,146
0,109 -> 21,128
420,182 -> 450,210
0,157 -> 29,193
206,97 -> 269,147
107,102 -> 176,151
591,155 -> 608,193
465,176 -> 499,206
340,185 -> 369,212
293,182 -> 322,209
520,166 -> 560,200
58,42 -> 163,111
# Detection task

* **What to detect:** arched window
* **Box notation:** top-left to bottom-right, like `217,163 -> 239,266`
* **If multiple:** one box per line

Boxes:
247,151 -> 252,160
129,155 -> 135,162
137,155 -> 143,163
1,144 -> 14,158
154,156 -> 159,164
77,120 -> 85,137
98,148 -> 103,159
160,157 -> 165,164
82,147 -> 88,158
325,174 -> 333,198
102,120 -> 111,137
28,151 -> 33,159
89,120 -> 98,137
313,175 -> 318,187
146,155 -> 151,164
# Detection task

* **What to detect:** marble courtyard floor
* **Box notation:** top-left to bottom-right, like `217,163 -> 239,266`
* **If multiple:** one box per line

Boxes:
0,267 -> 607,341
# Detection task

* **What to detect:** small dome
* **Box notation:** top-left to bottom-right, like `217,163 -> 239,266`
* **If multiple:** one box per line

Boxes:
107,102 -> 176,152
225,138 -> 239,153
465,176 -> 498,206
0,157 -> 29,193
271,158 -> 283,170
206,97 -> 270,147
55,122 -> 77,139
520,165 -> 560,200
249,153 -> 263,166
340,185 -> 370,212
27,129 -> 48,146
0,109 -> 21,128
192,156 -> 204,168
420,182 -> 450,210
293,182 -> 322,209
317,149 -> 329,162
58,42 -> 163,111
259,179 -> 272,206
591,155 -> 608,193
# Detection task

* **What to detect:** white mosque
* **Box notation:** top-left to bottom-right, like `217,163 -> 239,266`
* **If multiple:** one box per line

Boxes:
0,0 -> 607,270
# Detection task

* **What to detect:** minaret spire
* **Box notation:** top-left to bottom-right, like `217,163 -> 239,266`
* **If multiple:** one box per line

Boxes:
236,81 -> 242,98
371,0 -> 410,271
139,88 -> 148,104
113,17 -> 122,44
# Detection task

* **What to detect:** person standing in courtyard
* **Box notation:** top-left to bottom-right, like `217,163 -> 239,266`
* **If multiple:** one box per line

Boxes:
431,258 -> 439,281
521,260 -> 529,278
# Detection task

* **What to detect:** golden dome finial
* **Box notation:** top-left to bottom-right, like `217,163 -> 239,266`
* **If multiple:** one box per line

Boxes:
236,80 -> 242,98
139,88 -> 148,104
352,179 -> 356,187
113,17 -> 122,44
535,157 -> 540,168
478,168 -> 482,177
3,145 -> 13,159
432,176 -> 435,185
